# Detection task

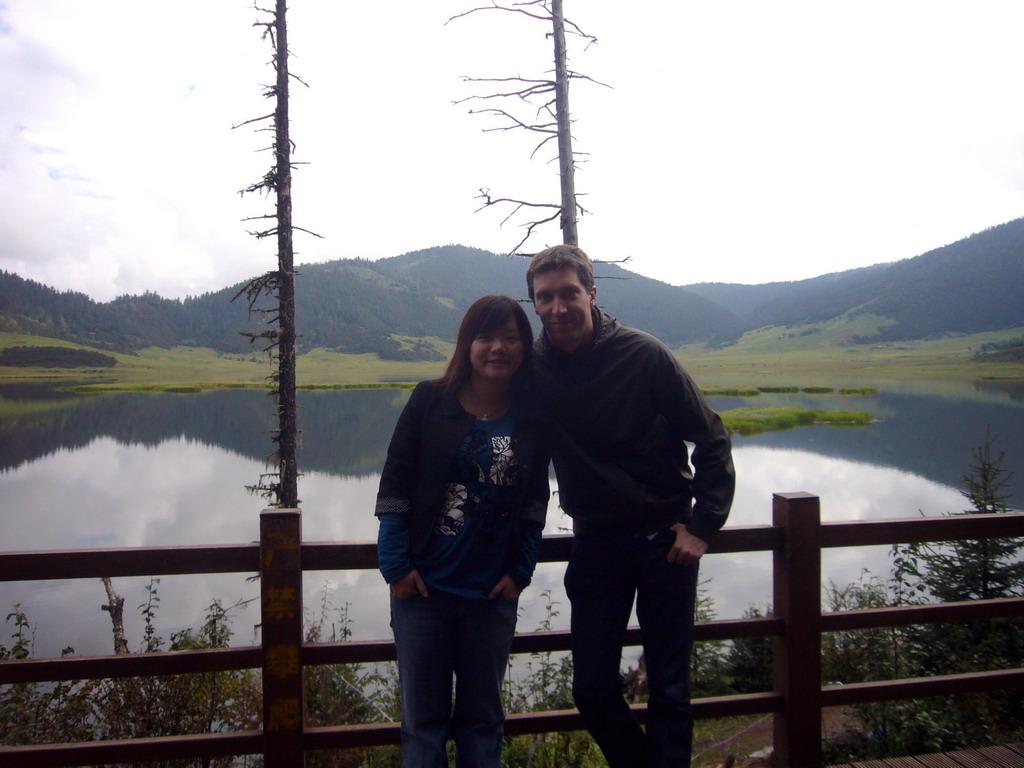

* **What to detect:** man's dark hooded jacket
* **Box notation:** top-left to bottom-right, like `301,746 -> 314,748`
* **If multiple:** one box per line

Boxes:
533,308 -> 734,543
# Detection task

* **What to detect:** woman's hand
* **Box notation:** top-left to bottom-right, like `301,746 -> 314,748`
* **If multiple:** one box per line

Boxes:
488,574 -> 522,599
390,569 -> 429,598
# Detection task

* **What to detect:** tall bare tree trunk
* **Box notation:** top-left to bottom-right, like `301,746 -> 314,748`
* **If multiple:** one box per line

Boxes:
551,0 -> 578,246
273,0 -> 298,509
234,0 -> 310,507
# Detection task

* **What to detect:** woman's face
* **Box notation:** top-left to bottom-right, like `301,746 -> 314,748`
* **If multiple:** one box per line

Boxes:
469,315 -> 524,385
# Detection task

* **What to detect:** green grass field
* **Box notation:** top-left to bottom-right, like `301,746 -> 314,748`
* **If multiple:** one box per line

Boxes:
2,324 -> 1022,391
0,333 -> 445,388
673,322 -> 1024,386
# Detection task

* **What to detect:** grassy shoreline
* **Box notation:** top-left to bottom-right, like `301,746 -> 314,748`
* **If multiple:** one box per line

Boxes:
2,330 -> 1022,391
672,324 -> 1024,385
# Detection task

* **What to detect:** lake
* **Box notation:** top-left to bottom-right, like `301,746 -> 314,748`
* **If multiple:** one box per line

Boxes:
1,378 -> 1022,660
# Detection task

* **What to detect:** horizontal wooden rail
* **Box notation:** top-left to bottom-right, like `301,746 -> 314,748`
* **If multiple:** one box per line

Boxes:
820,512 -> 1024,548
13,516 -> 1011,585
2,528 -> 778,585
821,667 -> 1024,707
822,596 -> 1024,632
0,616 -> 786,685
0,731 -> 263,768
302,692 -> 786,751
0,544 -> 258,582
18,594 -> 1015,736
0,646 -> 261,685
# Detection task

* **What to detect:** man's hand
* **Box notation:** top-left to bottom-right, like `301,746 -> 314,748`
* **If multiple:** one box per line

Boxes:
488,574 -> 523,599
667,523 -> 708,565
390,569 -> 429,598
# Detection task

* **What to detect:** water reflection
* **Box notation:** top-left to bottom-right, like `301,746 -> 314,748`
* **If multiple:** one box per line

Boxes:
0,387 -> 407,477
708,388 -> 1024,502
1,383 -> 1021,659
971,378 -> 1024,403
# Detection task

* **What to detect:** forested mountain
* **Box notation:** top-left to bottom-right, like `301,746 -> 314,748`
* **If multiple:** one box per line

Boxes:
2,217 -> 1023,357
0,246 -> 740,358
0,265 -> 461,359
375,246 -> 738,344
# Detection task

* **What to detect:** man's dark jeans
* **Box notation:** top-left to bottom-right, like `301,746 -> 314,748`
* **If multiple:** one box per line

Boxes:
564,527 -> 699,768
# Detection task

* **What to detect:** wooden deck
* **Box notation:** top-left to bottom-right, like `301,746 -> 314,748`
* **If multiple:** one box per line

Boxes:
830,742 -> 1024,767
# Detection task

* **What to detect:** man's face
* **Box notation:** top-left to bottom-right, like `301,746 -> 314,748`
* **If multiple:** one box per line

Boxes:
532,266 -> 597,353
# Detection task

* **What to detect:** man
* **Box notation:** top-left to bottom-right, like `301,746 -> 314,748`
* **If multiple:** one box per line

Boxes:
526,244 -> 735,767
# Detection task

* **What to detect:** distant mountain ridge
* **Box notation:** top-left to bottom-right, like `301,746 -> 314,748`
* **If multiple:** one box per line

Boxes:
2,217 -> 1023,358
683,218 -> 1024,341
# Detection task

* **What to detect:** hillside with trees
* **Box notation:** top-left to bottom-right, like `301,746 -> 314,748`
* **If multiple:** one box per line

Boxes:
684,217 -> 1024,342
0,246 -> 741,357
2,216 -> 1023,357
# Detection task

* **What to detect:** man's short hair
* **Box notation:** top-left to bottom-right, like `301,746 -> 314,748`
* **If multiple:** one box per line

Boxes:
526,245 -> 595,300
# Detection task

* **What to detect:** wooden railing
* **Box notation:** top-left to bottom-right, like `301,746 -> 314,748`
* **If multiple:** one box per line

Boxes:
2,493 -> 1023,768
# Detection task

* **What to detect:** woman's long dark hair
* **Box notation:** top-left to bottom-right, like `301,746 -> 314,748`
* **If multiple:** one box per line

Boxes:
436,295 -> 533,394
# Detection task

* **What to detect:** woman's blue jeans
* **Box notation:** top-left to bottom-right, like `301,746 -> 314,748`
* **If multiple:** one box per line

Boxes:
564,528 -> 699,768
390,590 -> 519,768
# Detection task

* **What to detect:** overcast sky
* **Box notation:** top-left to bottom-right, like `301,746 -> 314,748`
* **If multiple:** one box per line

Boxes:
2,1 -> 1023,302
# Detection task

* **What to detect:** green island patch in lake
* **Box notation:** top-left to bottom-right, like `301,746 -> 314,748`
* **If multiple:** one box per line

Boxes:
702,384 -> 878,397
722,406 -> 872,436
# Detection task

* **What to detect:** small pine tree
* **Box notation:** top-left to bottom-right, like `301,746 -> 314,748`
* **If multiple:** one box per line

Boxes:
723,605 -> 773,695
895,430 -> 1022,672
822,572 -> 894,686
879,428 -> 1024,754
691,579 -> 730,697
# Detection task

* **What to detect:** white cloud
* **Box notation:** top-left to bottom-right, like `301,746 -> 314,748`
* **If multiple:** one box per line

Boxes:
2,0 -> 1024,301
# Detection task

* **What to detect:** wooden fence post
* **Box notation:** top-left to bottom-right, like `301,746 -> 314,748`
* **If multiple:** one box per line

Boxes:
772,492 -> 822,768
261,508 -> 304,766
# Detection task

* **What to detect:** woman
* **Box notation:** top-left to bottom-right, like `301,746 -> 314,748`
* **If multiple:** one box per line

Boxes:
375,295 -> 549,768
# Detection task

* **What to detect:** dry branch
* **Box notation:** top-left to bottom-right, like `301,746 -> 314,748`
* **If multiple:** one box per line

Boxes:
448,0 -> 597,45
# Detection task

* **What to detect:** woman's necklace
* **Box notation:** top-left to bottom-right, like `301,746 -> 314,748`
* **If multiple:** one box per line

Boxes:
460,388 -> 511,421
479,398 -> 511,421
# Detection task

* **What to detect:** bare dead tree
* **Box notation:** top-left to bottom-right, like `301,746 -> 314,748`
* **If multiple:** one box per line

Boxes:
101,576 -> 129,655
232,1 -> 319,509
550,0 -> 578,245
450,0 -> 608,254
